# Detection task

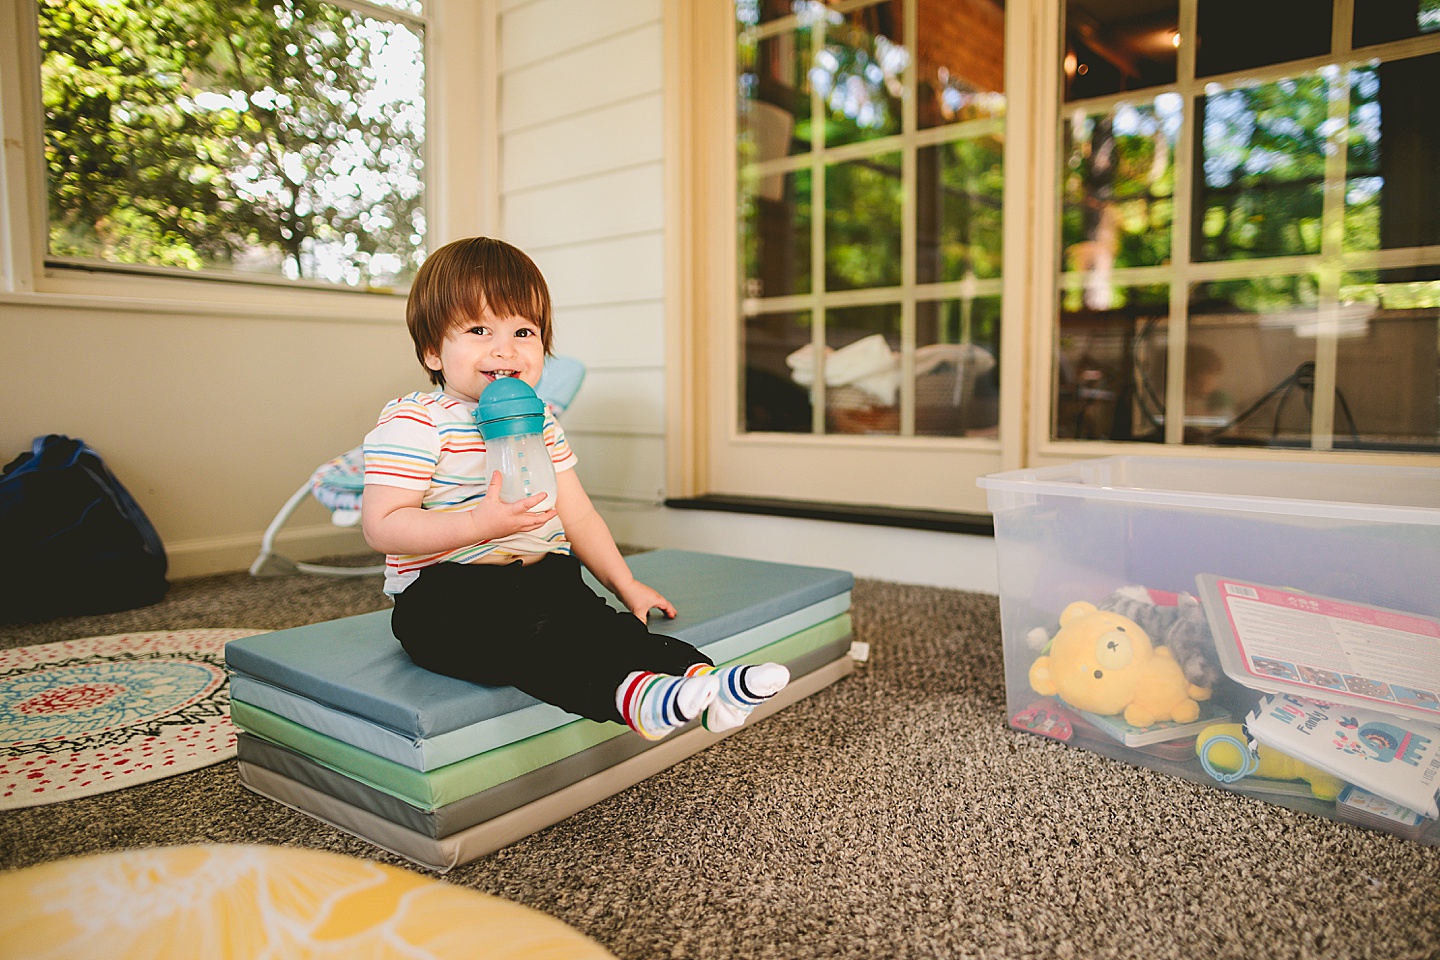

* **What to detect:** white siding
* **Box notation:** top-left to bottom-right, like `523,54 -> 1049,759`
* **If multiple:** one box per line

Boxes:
503,162 -> 665,250
499,0 -> 659,72
565,434 -> 668,501
529,234 -> 665,307
500,95 -> 664,193
499,24 -> 663,133
498,0 -> 668,502
550,302 -> 666,368
563,368 -> 667,434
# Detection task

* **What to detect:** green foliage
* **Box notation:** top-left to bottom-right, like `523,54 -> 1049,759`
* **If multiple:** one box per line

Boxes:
1062,105 -> 1175,270
932,136 -> 1005,281
824,153 -> 902,291
1196,75 -> 1329,261
38,0 -> 425,286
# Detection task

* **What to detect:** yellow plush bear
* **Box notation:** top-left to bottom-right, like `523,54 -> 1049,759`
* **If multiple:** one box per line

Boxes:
1029,601 -> 1212,727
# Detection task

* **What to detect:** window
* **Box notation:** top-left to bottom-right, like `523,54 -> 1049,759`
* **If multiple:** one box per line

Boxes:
737,0 -> 1005,442
684,0 -> 1012,516
1057,0 -> 1440,453
685,0 -> 1439,518
686,0 -> 1033,514
34,0 -> 426,290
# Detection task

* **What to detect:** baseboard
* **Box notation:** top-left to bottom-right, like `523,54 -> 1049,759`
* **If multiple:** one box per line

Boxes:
165,523 -> 372,579
596,498 -> 1000,593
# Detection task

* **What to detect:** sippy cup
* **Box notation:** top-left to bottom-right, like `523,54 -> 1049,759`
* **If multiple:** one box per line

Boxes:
474,377 -> 557,510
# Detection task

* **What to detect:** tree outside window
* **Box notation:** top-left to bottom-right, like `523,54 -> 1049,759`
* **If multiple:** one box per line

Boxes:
38,0 -> 426,289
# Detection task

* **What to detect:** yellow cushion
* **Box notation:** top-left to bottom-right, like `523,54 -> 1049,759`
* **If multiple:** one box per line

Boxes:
0,844 -> 617,960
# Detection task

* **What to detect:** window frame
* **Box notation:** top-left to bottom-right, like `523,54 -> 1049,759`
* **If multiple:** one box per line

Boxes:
670,0 -> 1439,512
667,0 -> 1040,513
1038,0 -> 1440,467
0,0 -> 493,322
738,0 -> 1011,441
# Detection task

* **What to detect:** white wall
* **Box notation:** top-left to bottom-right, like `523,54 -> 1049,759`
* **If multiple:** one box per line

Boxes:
496,0 -> 669,502
0,296 -> 420,576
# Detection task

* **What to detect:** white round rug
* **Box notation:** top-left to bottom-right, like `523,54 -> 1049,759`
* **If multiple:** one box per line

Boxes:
0,629 -> 265,808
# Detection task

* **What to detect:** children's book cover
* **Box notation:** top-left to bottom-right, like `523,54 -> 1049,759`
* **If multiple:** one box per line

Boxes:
1195,574 -> 1440,724
1245,693 -> 1440,819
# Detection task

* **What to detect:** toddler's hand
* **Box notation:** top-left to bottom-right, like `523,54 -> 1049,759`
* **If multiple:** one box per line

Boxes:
616,579 -> 677,622
470,470 -> 556,540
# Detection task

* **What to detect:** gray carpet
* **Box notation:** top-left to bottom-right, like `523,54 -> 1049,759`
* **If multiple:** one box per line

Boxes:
3,559 -> 1438,960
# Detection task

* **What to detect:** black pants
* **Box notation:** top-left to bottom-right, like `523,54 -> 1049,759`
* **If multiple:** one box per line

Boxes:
390,555 -> 710,724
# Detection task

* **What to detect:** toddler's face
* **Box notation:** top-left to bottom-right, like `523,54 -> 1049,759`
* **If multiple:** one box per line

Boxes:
424,307 -> 545,402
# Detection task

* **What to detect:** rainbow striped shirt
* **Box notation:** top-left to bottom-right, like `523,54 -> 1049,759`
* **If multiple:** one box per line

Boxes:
362,390 -> 577,595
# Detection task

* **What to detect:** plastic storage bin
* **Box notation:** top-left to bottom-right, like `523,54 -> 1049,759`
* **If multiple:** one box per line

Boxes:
979,457 -> 1440,843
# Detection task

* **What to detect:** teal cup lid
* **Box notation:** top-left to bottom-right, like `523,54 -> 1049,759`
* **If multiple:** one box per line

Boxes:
475,377 -> 545,439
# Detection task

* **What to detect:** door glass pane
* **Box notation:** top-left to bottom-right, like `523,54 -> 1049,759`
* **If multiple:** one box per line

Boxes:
917,137 -> 1005,284
1192,276 -> 1319,448
1194,74 -> 1329,262
918,0 -> 1006,128
1049,2 -> 1440,457
1345,55 -> 1440,252
1063,1 -> 1178,102
1054,283 -> 1170,441
740,23 -> 814,156
738,0 -> 805,29
744,310 -> 815,433
732,0 -> 1006,450
826,152 -> 902,291
1336,269 -> 1440,450
824,303 -> 901,435
742,167 -> 813,298
1353,1 -> 1440,47
916,296 -> 1001,437
817,1 -> 906,148
1062,97 -> 1180,273
1195,0 -> 1331,78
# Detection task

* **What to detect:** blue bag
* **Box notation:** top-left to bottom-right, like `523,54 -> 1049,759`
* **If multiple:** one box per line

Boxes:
0,434 -> 168,622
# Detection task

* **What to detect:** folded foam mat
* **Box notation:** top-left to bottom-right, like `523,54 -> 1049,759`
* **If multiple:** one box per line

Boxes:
239,654 -> 855,872
225,550 -> 853,740
233,613 -> 852,810
230,591 -> 851,771
237,631 -> 853,838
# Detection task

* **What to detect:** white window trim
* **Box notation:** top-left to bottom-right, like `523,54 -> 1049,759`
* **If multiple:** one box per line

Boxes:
0,0 -> 495,324
667,0 -> 1439,504
1033,0 -> 1440,470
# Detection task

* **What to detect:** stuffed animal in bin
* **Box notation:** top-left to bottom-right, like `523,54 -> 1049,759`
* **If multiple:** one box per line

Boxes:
1097,585 -> 1220,689
1028,601 -> 1213,727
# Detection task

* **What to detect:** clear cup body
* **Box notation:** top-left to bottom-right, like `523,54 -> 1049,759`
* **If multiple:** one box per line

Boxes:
486,432 -> 557,510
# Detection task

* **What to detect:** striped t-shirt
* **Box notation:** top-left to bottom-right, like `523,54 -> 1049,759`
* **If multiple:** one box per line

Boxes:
362,390 -> 577,595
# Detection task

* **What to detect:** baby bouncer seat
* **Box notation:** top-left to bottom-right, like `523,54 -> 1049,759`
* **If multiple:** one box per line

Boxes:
249,356 -> 586,578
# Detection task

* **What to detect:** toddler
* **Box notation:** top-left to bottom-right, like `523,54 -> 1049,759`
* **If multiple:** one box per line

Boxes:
361,237 -> 788,737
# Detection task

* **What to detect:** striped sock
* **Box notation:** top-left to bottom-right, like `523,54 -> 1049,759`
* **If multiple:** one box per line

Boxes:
616,671 -> 719,740
686,662 -> 790,732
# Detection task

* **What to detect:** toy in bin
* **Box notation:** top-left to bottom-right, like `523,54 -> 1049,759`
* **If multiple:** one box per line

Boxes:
1026,600 -> 1212,728
1196,723 -> 1346,800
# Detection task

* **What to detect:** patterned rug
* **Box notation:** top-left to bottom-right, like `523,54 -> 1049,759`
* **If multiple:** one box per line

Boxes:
0,629 -> 265,808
